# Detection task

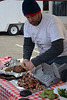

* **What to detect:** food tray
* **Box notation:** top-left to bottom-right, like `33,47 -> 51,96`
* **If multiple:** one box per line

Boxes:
0,68 -> 26,78
9,79 -> 39,93
9,74 -> 46,93
0,58 -> 26,78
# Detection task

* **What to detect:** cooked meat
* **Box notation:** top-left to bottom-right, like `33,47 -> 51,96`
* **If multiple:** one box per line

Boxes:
17,73 -> 45,91
13,65 -> 26,73
5,65 -> 26,73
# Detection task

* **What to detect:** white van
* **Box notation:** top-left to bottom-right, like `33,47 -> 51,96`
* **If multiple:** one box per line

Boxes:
0,0 -> 43,35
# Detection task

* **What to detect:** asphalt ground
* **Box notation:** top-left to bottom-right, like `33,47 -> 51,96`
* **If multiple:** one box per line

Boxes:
0,29 -> 67,60
0,32 -> 39,60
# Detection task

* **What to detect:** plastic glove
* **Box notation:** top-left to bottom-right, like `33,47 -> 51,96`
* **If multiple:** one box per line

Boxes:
21,59 -> 35,71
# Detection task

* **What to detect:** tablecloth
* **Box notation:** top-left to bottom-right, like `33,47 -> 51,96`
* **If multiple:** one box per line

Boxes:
0,77 -> 67,100
0,56 -> 67,100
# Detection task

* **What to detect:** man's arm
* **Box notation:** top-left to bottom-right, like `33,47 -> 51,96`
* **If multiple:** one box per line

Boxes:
23,37 -> 35,60
31,39 -> 64,67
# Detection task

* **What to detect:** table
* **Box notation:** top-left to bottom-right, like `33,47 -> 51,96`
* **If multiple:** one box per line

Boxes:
0,56 -> 67,100
0,78 -> 67,100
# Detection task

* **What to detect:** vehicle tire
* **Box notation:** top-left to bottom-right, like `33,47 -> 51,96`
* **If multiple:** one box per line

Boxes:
20,24 -> 24,35
8,24 -> 19,35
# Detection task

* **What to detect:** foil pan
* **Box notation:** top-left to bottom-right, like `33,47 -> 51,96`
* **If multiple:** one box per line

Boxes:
0,58 -> 26,78
9,79 -> 40,93
9,75 -> 46,93
0,69 -> 26,78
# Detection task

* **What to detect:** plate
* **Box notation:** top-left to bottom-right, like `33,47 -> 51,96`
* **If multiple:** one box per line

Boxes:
54,83 -> 67,100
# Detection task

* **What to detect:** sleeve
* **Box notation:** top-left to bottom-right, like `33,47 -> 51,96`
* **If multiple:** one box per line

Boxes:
31,39 -> 64,67
24,21 -> 31,38
23,37 -> 35,60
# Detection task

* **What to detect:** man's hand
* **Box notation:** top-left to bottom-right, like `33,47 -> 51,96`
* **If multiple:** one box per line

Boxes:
21,59 -> 35,71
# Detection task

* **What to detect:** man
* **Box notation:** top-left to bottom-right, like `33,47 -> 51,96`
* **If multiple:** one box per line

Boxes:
21,0 -> 67,72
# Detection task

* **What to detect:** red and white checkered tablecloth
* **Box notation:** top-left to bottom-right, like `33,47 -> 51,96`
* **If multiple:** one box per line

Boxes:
27,81 -> 67,100
0,78 -> 22,100
0,56 -> 67,100
0,77 -> 67,100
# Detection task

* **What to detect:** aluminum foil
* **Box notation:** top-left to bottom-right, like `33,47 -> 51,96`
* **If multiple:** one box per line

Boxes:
31,63 -> 56,86
0,58 -> 26,78
0,69 -> 26,77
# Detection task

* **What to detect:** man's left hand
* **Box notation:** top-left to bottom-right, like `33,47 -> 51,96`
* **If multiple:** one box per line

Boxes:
21,60 -> 35,71
25,61 -> 35,71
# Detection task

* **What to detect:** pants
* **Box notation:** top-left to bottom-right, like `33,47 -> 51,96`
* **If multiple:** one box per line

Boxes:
47,56 -> 67,65
47,56 -> 67,82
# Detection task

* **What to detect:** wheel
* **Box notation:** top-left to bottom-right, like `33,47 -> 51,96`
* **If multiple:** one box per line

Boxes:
20,24 -> 24,35
8,24 -> 19,35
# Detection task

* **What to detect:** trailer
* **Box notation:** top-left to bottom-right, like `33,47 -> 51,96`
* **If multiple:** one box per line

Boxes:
0,0 -> 43,35
0,0 -> 66,35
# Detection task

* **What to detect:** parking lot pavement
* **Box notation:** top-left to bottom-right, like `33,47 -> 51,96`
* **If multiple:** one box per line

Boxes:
0,29 -> 67,60
0,32 -> 39,60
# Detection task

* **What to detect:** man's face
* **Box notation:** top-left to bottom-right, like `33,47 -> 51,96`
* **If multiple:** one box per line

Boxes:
26,12 -> 41,26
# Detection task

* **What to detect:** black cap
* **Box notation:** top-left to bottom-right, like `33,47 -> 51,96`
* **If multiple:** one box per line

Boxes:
22,0 -> 41,16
